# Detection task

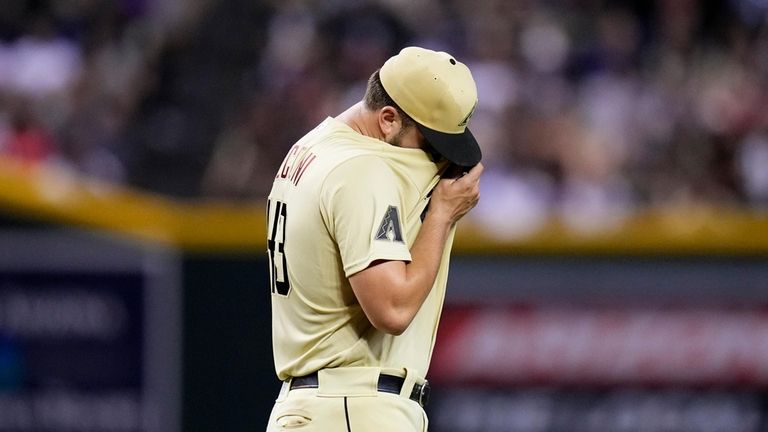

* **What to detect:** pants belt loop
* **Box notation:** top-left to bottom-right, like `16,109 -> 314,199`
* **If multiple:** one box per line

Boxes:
400,367 -> 419,399
276,379 -> 291,402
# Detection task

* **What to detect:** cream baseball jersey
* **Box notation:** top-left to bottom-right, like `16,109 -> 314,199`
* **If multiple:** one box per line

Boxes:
267,117 -> 454,381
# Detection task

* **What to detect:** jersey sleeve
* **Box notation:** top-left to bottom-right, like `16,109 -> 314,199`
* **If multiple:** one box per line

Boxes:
321,155 -> 412,277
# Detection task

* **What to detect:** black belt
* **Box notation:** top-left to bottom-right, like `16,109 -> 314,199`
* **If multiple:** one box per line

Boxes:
289,372 -> 431,408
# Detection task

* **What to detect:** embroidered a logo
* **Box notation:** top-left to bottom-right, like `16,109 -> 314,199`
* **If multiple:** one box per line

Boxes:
375,206 -> 404,243
458,101 -> 477,127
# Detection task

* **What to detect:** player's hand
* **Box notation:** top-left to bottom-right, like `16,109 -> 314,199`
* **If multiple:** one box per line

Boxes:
428,162 -> 483,225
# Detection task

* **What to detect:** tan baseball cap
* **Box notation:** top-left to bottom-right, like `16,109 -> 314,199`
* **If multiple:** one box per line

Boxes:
380,46 -> 481,167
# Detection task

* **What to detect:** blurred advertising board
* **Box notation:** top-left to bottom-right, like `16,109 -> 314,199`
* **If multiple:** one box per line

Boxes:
428,305 -> 768,432
0,230 -> 180,432
432,306 -> 768,386
429,387 -> 762,432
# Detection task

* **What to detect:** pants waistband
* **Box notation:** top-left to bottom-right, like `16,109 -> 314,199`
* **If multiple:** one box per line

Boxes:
287,370 -> 430,408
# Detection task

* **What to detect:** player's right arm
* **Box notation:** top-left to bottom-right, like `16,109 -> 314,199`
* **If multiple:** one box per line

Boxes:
349,163 -> 483,335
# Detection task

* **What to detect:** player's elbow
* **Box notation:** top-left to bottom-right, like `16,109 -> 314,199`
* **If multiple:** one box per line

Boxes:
368,308 -> 413,335
372,320 -> 408,336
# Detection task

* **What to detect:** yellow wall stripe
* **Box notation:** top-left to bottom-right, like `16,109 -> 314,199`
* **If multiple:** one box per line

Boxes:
454,207 -> 768,255
0,158 -> 265,252
1,157 -> 767,254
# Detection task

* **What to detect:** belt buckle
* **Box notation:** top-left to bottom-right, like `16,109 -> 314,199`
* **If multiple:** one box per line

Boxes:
416,379 -> 431,407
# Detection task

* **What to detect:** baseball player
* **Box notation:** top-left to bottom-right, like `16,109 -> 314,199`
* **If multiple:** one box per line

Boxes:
265,46 -> 483,431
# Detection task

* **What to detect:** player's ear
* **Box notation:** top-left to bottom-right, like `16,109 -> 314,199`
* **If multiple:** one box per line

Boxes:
377,106 -> 400,138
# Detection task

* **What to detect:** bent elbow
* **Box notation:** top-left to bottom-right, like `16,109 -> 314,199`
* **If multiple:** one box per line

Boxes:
369,310 -> 413,335
373,322 -> 408,336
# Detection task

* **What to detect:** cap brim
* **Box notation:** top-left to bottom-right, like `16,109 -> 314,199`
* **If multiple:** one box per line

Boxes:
417,124 -> 482,167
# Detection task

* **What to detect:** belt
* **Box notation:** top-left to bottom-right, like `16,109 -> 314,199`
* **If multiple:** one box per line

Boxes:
289,372 -> 431,408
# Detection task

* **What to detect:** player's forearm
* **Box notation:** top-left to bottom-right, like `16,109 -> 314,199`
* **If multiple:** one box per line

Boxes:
351,166 -> 483,335
350,209 -> 453,335
404,210 -> 453,295
392,168 -> 482,324
385,210 -> 453,332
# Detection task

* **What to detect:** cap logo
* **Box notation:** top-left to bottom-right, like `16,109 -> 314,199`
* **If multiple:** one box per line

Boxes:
458,101 -> 477,127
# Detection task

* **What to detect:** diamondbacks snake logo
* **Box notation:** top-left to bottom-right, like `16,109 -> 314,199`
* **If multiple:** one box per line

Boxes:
374,206 -> 404,243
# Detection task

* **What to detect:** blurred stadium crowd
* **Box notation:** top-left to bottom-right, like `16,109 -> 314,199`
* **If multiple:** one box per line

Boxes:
0,0 -> 767,234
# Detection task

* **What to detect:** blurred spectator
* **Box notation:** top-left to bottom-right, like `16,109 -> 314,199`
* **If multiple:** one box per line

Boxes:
739,131 -> 768,206
0,0 -> 766,236
1,104 -> 57,168
201,101 -> 280,199
1,12 -> 81,99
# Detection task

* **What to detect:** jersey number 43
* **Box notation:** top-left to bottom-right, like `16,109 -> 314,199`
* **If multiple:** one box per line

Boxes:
267,199 -> 290,296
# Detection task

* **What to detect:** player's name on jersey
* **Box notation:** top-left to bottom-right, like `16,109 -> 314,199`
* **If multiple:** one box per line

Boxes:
276,144 -> 317,186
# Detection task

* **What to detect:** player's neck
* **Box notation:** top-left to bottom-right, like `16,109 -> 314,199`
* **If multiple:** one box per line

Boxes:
336,102 -> 385,141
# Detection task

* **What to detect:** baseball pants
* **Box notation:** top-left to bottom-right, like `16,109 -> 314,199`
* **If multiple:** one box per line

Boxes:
265,367 -> 428,431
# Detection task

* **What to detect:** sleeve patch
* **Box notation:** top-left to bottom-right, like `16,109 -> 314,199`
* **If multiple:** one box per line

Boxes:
374,205 -> 404,243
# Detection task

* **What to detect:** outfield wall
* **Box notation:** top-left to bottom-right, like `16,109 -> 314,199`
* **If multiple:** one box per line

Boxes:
0,161 -> 766,432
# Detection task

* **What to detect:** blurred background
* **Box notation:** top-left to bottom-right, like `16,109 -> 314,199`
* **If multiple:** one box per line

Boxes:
0,0 -> 766,431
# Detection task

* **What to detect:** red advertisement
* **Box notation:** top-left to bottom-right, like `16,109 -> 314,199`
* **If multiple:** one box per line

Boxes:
431,306 -> 768,386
